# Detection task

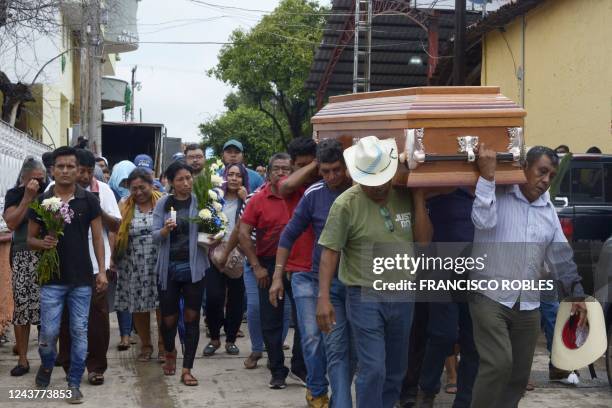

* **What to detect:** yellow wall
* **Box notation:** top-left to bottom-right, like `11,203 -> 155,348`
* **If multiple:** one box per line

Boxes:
482,0 -> 612,153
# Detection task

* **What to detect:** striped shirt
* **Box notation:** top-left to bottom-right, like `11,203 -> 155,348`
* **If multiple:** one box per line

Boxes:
239,191 -> 257,242
470,177 -> 584,310
278,181 -> 347,274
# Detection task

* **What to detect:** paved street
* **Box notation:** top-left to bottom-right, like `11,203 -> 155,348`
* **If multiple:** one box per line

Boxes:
0,315 -> 610,407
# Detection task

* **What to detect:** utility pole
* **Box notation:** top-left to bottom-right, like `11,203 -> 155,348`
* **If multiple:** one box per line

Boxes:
79,0 -> 103,154
130,65 -> 137,122
453,0 -> 466,86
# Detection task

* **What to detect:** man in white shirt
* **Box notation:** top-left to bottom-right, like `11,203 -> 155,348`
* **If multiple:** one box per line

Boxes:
56,149 -> 121,386
469,145 -> 587,407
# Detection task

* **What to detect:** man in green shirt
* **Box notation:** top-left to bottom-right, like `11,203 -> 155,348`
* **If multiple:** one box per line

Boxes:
317,136 -> 432,408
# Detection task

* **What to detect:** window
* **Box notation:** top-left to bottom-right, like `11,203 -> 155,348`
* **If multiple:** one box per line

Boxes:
570,165 -> 604,204
604,164 -> 612,203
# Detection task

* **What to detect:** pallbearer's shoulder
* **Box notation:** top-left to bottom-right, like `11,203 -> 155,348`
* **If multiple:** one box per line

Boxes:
330,184 -> 361,207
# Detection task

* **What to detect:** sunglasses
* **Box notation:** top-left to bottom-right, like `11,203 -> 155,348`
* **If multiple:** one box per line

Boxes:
379,206 -> 394,232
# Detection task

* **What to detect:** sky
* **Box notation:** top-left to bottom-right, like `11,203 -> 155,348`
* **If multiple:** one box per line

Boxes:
104,0 -> 305,143
104,0 -> 503,143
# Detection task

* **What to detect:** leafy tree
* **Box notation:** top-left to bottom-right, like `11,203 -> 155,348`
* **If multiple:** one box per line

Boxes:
209,0 -> 326,147
200,105 -> 283,168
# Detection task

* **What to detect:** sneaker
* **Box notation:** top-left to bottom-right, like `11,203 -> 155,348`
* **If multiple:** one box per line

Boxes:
414,390 -> 435,408
269,376 -> 287,389
288,369 -> 307,387
35,366 -> 52,388
306,390 -> 330,408
66,386 -> 83,404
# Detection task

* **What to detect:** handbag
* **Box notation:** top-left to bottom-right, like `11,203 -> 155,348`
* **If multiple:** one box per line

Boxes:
210,242 -> 244,279
168,261 -> 192,282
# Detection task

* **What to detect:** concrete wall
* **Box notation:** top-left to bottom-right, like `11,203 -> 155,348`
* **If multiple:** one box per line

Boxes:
481,0 -> 611,153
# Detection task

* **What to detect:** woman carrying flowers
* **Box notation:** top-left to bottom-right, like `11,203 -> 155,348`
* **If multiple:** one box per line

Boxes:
152,161 -> 209,386
202,163 -> 249,357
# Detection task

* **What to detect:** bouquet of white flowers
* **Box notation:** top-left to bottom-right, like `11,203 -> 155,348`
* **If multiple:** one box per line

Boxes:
191,158 -> 228,246
30,197 -> 75,284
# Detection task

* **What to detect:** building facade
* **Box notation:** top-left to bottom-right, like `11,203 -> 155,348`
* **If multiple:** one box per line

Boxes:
1,0 -> 139,149
481,0 -> 611,152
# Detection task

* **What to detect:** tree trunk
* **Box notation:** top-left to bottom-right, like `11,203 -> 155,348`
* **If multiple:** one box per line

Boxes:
9,102 -> 19,126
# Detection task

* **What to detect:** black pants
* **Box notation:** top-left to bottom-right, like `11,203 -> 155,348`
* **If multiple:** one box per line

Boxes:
258,256 -> 305,379
419,301 -> 479,408
57,284 -> 110,375
205,263 -> 245,343
399,301 -> 429,404
159,277 -> 205,369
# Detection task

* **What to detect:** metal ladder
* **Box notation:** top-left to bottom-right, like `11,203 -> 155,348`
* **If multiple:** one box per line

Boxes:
353,0 -> 372,93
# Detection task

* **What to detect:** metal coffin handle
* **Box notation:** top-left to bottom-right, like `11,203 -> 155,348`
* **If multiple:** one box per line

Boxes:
401,128 -> 525,169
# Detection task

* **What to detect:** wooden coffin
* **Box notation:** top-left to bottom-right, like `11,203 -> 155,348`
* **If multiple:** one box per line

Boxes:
311,86 -> 527,187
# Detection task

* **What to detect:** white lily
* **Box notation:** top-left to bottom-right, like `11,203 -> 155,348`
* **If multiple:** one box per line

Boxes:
198,209 -> 212,219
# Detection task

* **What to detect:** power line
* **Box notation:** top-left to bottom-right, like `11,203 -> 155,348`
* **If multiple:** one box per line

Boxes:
188,0 -> 453,17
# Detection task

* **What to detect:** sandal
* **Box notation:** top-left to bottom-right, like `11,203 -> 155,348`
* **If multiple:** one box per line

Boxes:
88,372 -> 104,385
225,343 -> 239,355
180,372 -> 199,386
35,366 -> 52,388
162,350 -> 177,376
444,382 -> 457,394
525,380 -> 535,391
157,351 -> 166,364
10,363 -> 30,377
137,347 -> 153,362
202,342 -> 220,357
117,340 -> 130,351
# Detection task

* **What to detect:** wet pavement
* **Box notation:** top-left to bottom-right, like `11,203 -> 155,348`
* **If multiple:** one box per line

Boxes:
0,315 -> 610,407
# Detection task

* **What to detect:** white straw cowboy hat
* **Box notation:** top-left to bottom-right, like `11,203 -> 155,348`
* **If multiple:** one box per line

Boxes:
343,136 -> 398,187
551,296 -> 607,371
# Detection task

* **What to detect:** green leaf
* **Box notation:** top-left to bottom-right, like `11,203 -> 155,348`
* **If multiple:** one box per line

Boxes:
549,153 -> 572,201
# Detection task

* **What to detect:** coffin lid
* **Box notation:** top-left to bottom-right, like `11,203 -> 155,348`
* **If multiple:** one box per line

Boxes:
312,86 -> 526,125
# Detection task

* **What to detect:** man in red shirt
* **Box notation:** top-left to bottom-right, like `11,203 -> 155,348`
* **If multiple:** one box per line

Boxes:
275,137 -> 319,274
239,153 -> 307,390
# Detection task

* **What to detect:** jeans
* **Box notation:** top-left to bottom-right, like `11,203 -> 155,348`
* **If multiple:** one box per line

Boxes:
323,277 -> 356,408
116,310 -> 132,337
243,260 -> 290,353
540,301 -> 559,353
419,302 -> 479,408
258,256 -> 306,379
39,284 -> 92,387
292,272 -> 329,397
57,287 -> 110,375
346,287 -> 414,408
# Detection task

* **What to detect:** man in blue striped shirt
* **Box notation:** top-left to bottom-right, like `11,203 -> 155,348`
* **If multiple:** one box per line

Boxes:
271,139 -> 354,407
469,145 -> 588,408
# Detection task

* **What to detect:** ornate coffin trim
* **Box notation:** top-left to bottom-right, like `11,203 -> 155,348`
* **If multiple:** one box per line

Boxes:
506,127 -> 524,162
457,136 -> 479,162
403,128 -> 425,170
